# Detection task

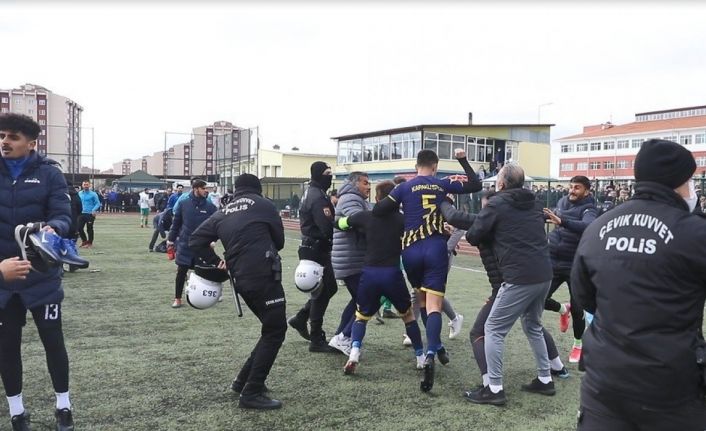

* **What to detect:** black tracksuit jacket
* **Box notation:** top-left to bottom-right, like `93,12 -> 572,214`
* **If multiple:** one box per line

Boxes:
189,187 -> 284,282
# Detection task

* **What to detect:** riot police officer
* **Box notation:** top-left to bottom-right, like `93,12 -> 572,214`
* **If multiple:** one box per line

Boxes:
189,173 -> 286,410
288,161 -> 339,352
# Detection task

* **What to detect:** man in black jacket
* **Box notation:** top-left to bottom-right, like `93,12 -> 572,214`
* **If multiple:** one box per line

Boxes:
463,164 -> 554,405
189,174 -> 286,410
572,139 -> 706,430
287,161 -> 339,353
543,175 -> 597,364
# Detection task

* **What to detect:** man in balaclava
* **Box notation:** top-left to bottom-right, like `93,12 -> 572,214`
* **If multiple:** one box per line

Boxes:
287,161 -> 340,353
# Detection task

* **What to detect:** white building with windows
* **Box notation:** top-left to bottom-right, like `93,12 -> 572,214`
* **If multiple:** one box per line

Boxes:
333,118 -> 552,182
552,105 -> 706,181
0,83 -> 83,173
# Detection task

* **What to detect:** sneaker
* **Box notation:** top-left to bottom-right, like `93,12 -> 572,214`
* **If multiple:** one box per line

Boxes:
569,345 -> 582,363
79,241 -> 89,248
11,411 -> 30,431
463,385 -> 507,406
344,347 -> 361,375
374,311 -> 385,325
415,354 -> 425,370
550,367 -> 570,379
420,356 -> 435,392
328,333 -> 352,356
402,334 -> 412,346
239,393 -> 282,410
521,377 -> 556,396
382,309 -> 398,319
57,239 -> 89,269
309,331 -> 338,353
437,346 -> 450,366
559,303 -> 571,333
15,224 -> 59,272
171,298 -> 182,308
287,315 -> 310,341
448,314 -> 464,339
55,408 -> 74,431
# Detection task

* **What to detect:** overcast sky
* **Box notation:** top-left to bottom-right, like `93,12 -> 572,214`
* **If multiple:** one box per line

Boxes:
2,2 -> 706,170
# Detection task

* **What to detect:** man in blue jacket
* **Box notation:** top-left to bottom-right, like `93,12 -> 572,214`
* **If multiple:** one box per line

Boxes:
543,175 -> 597,364
167,178 -> 217,308
0,113 -> 74,430
77,180 -> 101,248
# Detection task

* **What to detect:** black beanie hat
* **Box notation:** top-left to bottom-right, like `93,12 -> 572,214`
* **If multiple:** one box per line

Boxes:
634,139 -> 696,188
310,161 -> 330,181
234,173 -> 262,194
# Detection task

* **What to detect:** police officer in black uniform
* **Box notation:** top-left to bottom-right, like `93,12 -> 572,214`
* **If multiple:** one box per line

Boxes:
287,161 -> 339,352
189,173 -> 287,410
572,139 -> 706,430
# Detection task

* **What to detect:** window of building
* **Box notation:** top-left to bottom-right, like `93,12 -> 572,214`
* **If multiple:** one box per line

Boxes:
274,166 -> 282,177
680,135 -> 692,145
467,137 -> 492,163
663,135 -> 676,142
617,140 -> 629,149
39,99 -> 46,106
390,132 -> 421,160
14,98 -> 21,105
589,161 -> 601,170
38,119 -> 45,125
560,144 -> 573,153
576,162 -> 589,171
505,141 -> 518,163
617,160 -> 629,169
697,157 -> 706,167
603,141 -> 615,150
1,97 -> 7,103
28,99 -> 35,105
604,161 -> 615,170
696,134 -> 706,145
0,108 -> 7,113
631,138 -> 644,148
560,163 -> 574,171
576,143 -> 588,152
590,142 -> 601,151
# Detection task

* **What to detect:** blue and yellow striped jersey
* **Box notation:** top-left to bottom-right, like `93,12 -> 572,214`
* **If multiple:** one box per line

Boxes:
389,175 -> 466,248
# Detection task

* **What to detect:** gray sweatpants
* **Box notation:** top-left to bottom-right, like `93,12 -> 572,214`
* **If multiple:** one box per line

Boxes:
484,280 -> 552,386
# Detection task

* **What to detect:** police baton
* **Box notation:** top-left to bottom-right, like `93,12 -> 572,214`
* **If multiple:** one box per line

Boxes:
228,273 -> 243,317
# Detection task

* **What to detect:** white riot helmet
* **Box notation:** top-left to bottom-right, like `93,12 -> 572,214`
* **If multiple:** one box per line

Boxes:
186,272 -> 223,309
294,259 -> 324,295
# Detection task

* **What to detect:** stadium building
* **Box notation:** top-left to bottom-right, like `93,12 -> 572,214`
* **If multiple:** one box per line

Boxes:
0,83 -> 83,173
332,116 -> 552,182
552,105 -> 706,181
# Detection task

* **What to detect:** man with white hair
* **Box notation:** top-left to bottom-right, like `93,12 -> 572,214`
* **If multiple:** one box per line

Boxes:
464,163 -> 554,405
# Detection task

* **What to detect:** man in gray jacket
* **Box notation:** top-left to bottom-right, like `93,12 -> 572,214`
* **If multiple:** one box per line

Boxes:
328,172 -> 371,354
463,164 -> 554,406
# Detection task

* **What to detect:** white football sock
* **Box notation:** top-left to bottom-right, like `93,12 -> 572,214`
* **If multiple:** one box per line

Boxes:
559,304 -> 567,314
56,391 -> 71,410
489,384 -> 503,393
7,394 -> 24,417
538,375 -> 552,384
550,357 -> 564,370
482,373 -> 489,387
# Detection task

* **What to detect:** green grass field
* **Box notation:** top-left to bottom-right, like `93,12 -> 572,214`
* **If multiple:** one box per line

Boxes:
5,214 -> 581,430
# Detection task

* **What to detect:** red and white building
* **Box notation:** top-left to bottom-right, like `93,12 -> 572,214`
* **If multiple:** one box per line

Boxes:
552,105 -> 706,181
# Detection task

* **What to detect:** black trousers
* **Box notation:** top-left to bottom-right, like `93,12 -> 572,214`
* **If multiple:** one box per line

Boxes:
545,266 -> 585,340
77,213 -> 95,243
149,229 -> 165,250
0,295 -> 70,396
578,382 -> 706,431
234,278 -> 287,396
175,264 -> 190,299
295,255 -> 338,337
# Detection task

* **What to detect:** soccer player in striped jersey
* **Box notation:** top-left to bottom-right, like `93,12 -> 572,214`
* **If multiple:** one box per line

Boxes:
372,149 -> 481,392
